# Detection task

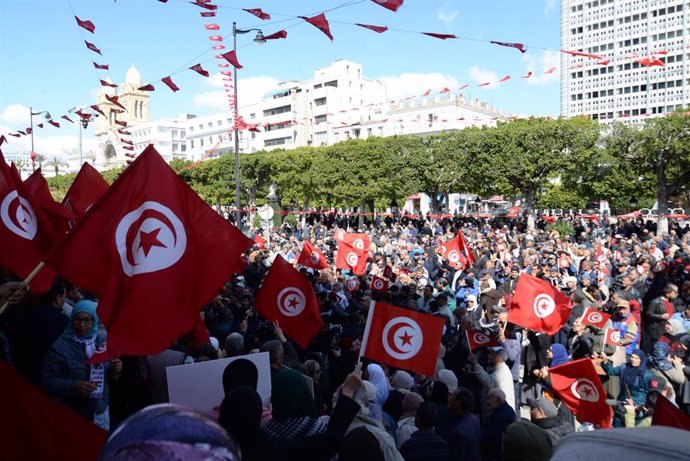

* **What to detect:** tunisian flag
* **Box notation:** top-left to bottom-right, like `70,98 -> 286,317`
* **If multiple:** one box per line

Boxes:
336,239 -> 368,275
466,329 -> 498,350
0,151 -> 57,293
253,255 -> 322,348
507,273 -> 571,335
297,240 -> 329,269
370,275 -> 388,293
580,308 -> 611,329
24,169 -> 74,236
361,301 -> 444,376
549,359 -> 612,428
342,232 -> 371,251
62,162 -> 109,223
253,233 -> 266,249
45,145 -> 252,356
440,233 -> 473,269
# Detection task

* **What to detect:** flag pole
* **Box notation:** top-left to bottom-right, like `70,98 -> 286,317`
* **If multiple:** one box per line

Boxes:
358,299 -> 376,365
601,328 -> 607,354
0,261 -> 45,315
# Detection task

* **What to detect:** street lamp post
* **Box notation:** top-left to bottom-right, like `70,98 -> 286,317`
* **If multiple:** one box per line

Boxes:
232,22 -> 265,229
29,107 -> 51,167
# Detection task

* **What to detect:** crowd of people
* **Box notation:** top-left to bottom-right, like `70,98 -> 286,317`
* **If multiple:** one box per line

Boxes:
2,211 -> 690,460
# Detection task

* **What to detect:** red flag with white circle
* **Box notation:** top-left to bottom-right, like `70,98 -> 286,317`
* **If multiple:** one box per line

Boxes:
466,329 -> 498,351
370,275 -> 388,293
345,277 -> 360,292
44,145 -> 252,356
580,307 -> 611,329
253,255 -> 323,348
361,301 -> 444,376
604,328 -> 622,345
549,358 -> 612,428
336,239 -> 367,275
297,240 -> 329,269
507,273 -> 571,335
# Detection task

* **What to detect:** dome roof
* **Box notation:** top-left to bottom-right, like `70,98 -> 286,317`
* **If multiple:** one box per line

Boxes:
125,64 -> 142,86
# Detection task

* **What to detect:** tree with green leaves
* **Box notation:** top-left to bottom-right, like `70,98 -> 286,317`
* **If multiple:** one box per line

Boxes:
45,155 -> 68,176
605,111 -> 690,231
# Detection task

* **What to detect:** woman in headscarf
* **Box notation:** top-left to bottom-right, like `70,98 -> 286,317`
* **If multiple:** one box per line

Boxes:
647,341 -> 686,401
98,403 -> 240,461
42,300 -> 121,430
601,349 -> 653,427
366,363 -> 390,406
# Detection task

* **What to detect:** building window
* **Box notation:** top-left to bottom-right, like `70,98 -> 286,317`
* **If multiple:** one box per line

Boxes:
315,114 -> 327,123
315,97 -> 327,106
190,140 -> 195,148
263,105 -> 292,116
325,80 -> 338,88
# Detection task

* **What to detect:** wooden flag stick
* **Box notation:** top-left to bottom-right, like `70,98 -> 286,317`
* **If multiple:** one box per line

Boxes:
0,261 -> 45,316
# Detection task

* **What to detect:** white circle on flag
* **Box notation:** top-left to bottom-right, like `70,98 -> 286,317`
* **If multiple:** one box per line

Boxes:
276,287 -> 306,317
609,330 -> 621,343
587,311 -> 603,324
346,251 -> 359,266
0,191 -> 37,240
309,252 -> 320,265
353,238 -> 365,250
533,294 -> 556,319
346,278 -> 358,291
473,332 -> 490,344
372,279 -> 384,290
447,250 -> 460,263
115,201 -> 187,277
382,317 -> 423,360
570,378 -> 600,402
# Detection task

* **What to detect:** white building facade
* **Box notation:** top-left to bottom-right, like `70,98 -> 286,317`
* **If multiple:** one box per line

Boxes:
93,60 -> 511,169
560,0 -> 690,123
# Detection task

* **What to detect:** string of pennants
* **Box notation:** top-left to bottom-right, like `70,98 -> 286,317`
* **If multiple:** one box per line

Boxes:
3,0 -> 676,144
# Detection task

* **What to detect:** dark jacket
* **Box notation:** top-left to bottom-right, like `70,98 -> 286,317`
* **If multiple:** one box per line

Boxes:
447,412 -> 481,461
532,415 -> 574,448
482,402 -> 517,461
644,296 -> 670,341
400,429 -> 450,461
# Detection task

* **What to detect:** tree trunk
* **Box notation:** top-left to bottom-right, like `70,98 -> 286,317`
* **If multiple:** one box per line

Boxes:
302,198 -> 309,229
430,193 -> 439,214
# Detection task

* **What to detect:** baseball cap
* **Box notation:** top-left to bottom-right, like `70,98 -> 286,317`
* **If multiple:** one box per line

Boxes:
526,397 -> 558,418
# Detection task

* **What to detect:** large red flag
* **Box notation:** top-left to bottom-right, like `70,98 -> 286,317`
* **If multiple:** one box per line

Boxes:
549,359 -> 612,428
440,233 -> 473,269
336,239 -> 368,275
297,240 -> 329,269
24,169 -> 73,236
652,395 -> 690,430
507,273 -> 571,334
253,255 -> 322,348
580,307 -> 611,329
0,362 -> 108,461
62,162 -> 109,223
45,145 -> 252,356
253,233 -> 266,249
466,329 -> 498,350
361,301 -> 444,376
0,151 -> 57,293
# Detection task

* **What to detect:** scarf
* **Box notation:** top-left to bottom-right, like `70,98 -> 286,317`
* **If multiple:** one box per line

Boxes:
262,416 -> 326,441
366,364 -> 390,406
62,300 -> 100,357
649,342 -> 673,371
549,344 -> 569,368
620,349 -> 647,389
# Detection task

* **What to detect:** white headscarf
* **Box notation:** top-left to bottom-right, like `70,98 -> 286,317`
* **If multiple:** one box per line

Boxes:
366,363 -> 390,406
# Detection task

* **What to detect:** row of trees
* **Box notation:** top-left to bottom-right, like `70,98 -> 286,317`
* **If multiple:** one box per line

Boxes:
47,111 -> 690,216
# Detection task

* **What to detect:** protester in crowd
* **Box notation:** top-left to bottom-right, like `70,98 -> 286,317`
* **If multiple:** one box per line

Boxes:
481,388 -> 516,461
41,300 -> 121,430
399,402 -> 450,461
600,348 -> 654,426
447,386 -> 481,461
525,397 -> 574,447
469,347 -> 516,412
396,391 -> 424,448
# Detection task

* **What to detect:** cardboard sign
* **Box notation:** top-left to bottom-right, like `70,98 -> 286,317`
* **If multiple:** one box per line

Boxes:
167,352 -> 271,411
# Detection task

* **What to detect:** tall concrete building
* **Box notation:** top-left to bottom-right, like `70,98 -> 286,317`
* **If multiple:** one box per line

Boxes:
560,0 -> 690,123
